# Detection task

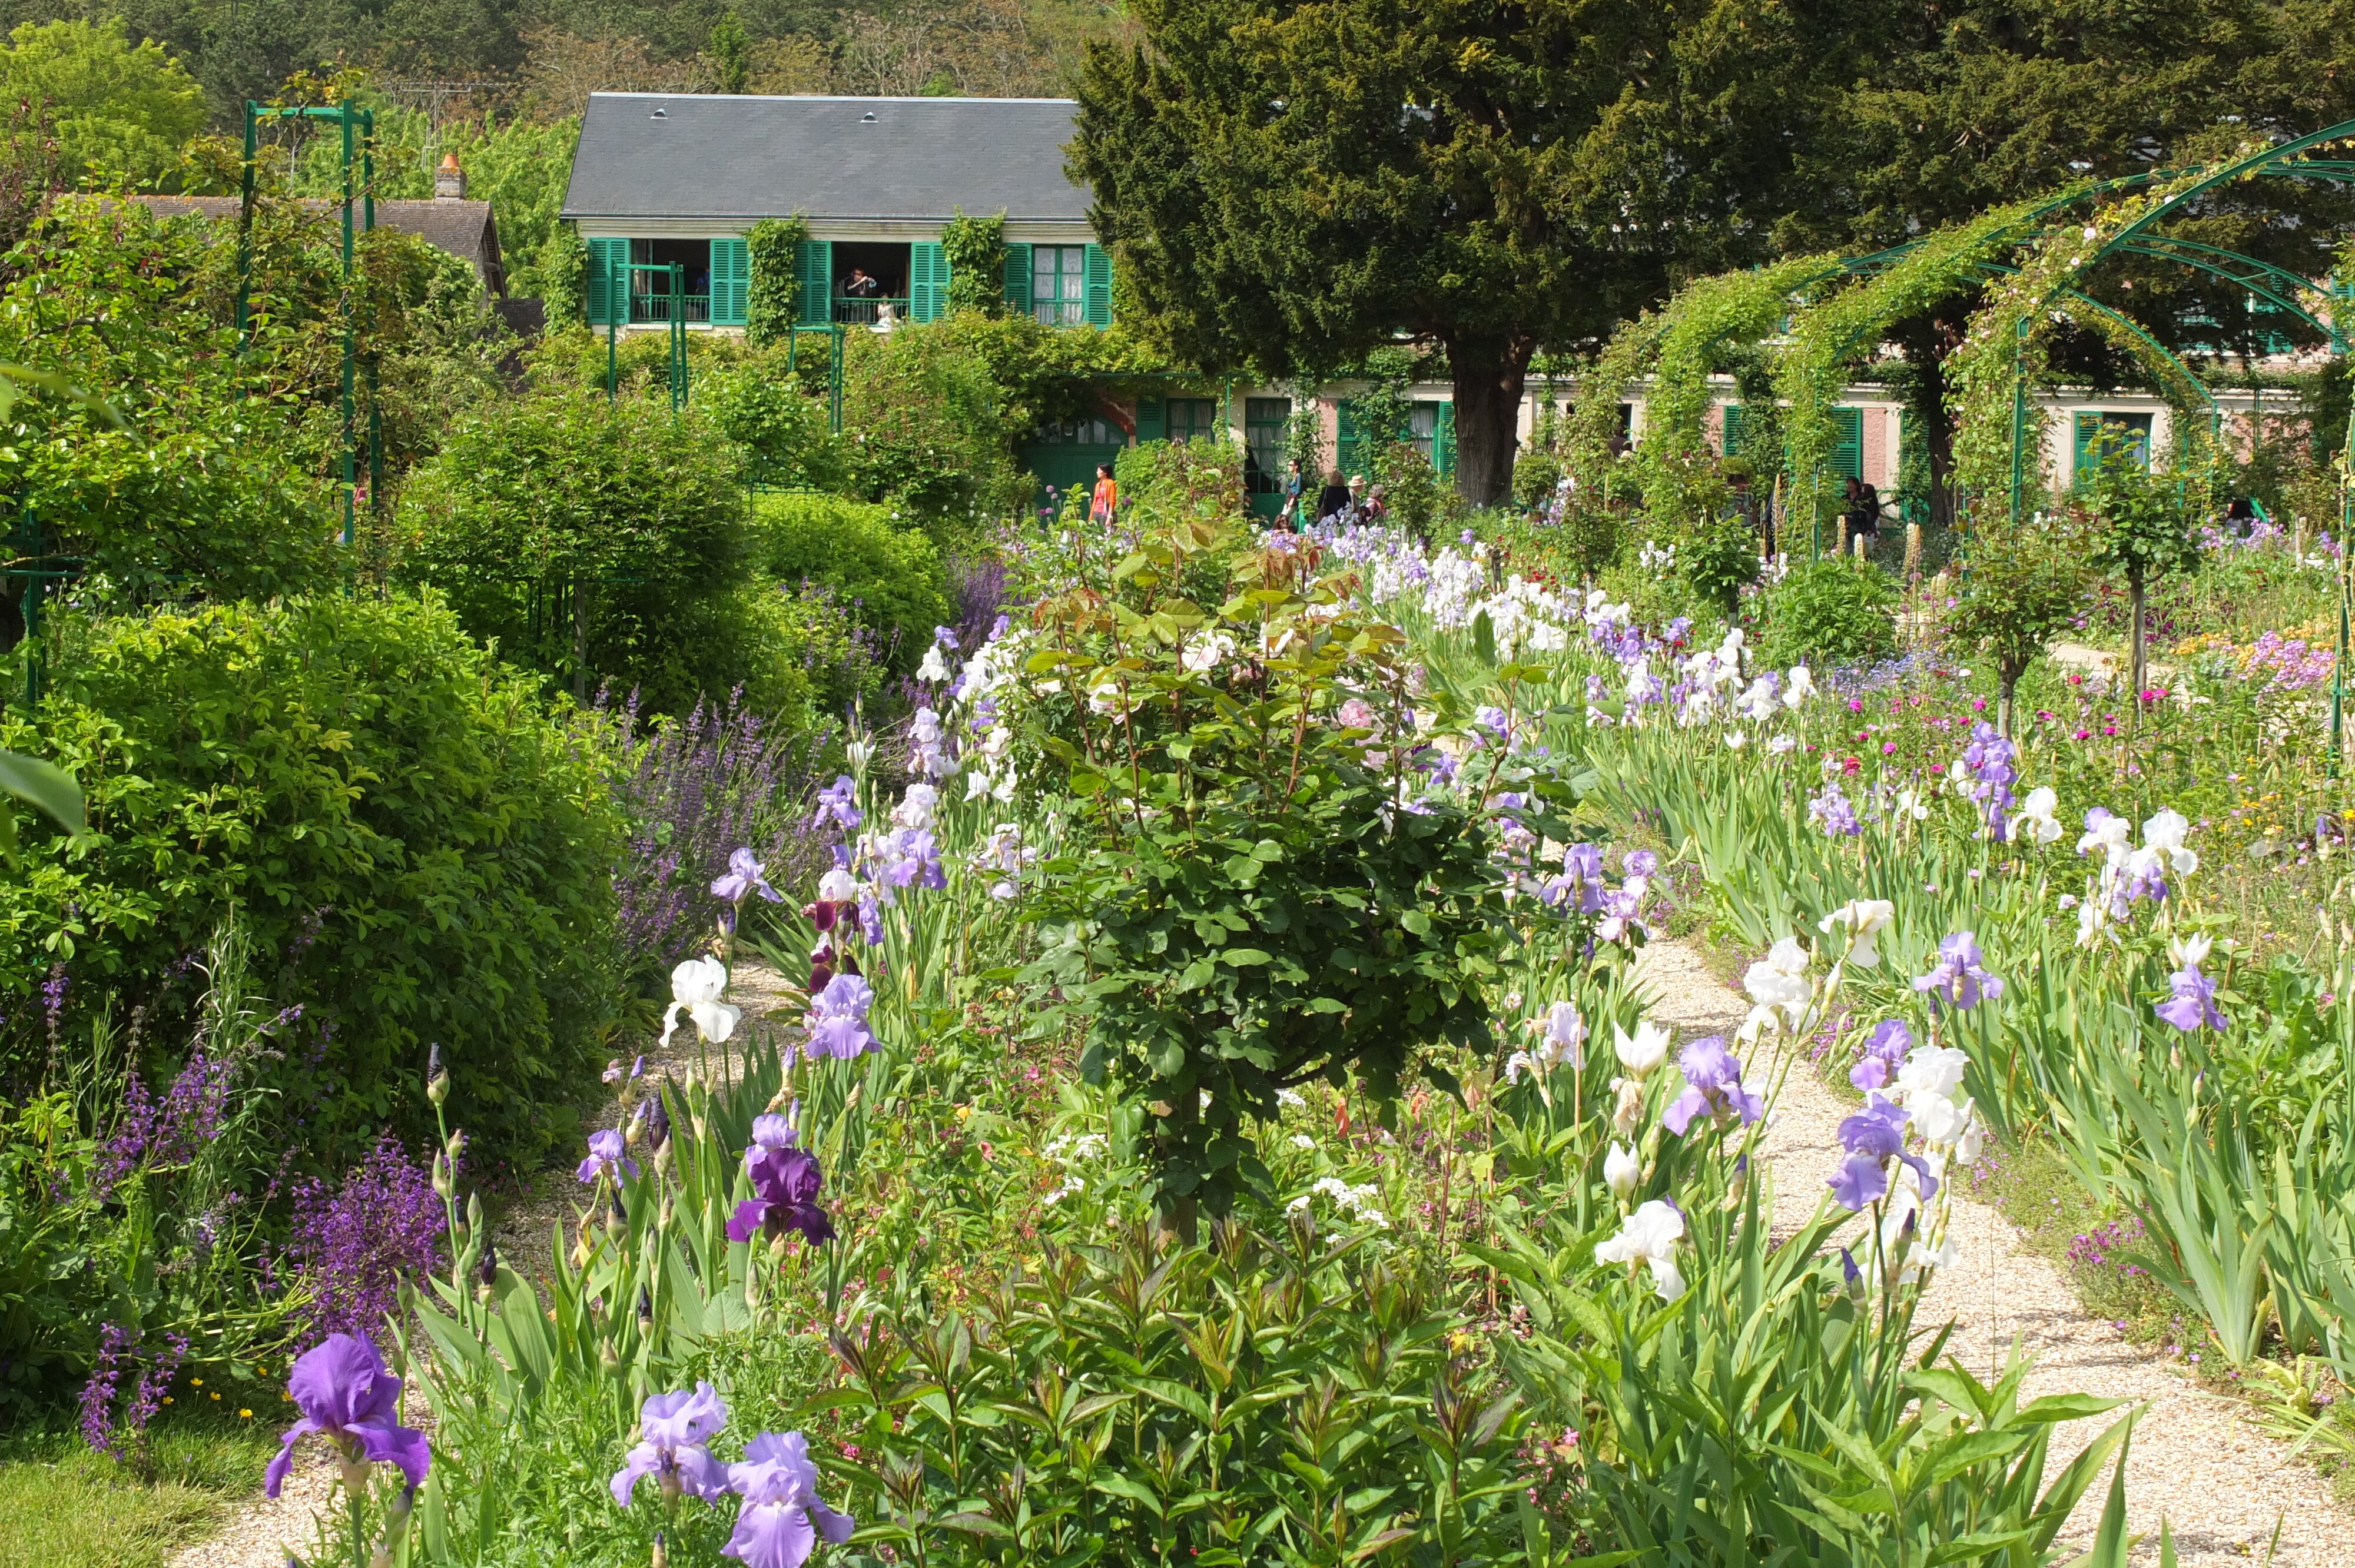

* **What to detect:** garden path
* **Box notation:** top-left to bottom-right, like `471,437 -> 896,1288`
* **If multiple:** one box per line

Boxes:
1631,934 -> 2353,1566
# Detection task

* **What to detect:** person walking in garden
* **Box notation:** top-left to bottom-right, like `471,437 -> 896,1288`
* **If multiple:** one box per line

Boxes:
1090,463 -> 1118,526
1315,467 -> 1351,524
1729,464 -> 1773,559
1281,458 -> 1305,529
1844,475 -> 1882,553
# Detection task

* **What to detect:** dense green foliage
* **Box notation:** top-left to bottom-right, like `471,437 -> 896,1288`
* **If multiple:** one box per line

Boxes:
748,492 -> 948,673
0,17 -> 204,187
0,594 -> 625,1172
396,390 -> 763,715
1758,557 -> 1900,671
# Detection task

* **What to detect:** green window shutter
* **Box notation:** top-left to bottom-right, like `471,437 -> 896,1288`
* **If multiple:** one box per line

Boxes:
1433,402 -> 1455,480
1135,396 -> 1165,444
1336,398 -> 1364,479
710,237 -> 749,325
1722,404 -> 1746,457
795,239 -> 832,328
1003,242 -> 1033,316
910,241 -> 947,321
586,237 -> 628,325
1830,406 -> 1863,479
1083,243 -> 1112,327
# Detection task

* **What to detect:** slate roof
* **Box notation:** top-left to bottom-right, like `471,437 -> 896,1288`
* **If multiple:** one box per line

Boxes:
132,195 -> 505,293
560,94 -> 1090,223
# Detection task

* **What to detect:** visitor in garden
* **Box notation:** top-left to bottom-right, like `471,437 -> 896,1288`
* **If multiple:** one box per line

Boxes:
1315,467 -> 1351,523
1282,458 -> 1306,529
1844,476 -> 1882,551
1090,463 -> 1118,525
1729,466 -> 1772,558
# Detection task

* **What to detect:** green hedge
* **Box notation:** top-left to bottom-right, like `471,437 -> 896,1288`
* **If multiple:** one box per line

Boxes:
749,492 -> 951,673
0,594 -> 627,1172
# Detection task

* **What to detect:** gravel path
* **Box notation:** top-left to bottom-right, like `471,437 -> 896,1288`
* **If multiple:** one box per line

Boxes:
1631,935 -> 2351,1566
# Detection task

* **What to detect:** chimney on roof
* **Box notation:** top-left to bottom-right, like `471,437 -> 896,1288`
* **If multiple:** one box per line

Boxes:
434,152 -> 465,200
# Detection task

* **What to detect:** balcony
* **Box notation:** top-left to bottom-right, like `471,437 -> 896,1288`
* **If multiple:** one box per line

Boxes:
832,296 -> 912,325
631,291 -> 712,325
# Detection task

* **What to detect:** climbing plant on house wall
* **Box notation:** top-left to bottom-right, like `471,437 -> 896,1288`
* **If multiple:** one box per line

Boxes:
744,216 -> 809,348
941,210 -> 1009,317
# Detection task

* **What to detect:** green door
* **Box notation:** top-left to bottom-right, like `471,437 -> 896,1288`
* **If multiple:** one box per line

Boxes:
1829,406 -> 1863,479
1019,416 -> 1128,519
1335,399 -> 1366,481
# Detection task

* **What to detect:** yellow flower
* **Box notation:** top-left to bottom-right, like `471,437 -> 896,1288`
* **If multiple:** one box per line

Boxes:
191,1377 -> 203,1387
239,1408 -> 253,1419
211,1391 -> 221,1401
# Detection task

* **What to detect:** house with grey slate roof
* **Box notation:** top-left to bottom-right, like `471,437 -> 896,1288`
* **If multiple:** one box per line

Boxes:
559,92 -> 1109,331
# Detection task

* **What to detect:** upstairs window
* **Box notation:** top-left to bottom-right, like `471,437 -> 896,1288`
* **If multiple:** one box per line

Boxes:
1034,245 -> 1087,325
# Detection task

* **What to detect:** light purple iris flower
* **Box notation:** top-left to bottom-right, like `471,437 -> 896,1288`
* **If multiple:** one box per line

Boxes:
611,1383 -> 731,1507
1826,1093 -> 1939,1212
812,776 -> 861,833
1849,1018 -> 1912,1091
1661,1036 -> 1764,1137
2155,964 -> 2225,1032
1912,932 -> 2004,1009
576,1128 -> 638,1185
263,1333 -> 430,1498
807,973 -> 876,1059
721,1431 -> 855,1568
712,847 -> 784,905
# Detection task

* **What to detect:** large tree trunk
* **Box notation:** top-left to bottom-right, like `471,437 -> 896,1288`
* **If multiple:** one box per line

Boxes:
1446,335 -> 1534,506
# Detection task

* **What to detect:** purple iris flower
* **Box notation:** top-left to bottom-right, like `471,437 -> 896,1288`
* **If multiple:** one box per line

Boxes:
1809,782 -> 1861,838
712,847 -> 784,905
807,974 -> 876,1059
611,1383 -> 731,1506
263,1334 -> 431,1498
1958,721 -> 2019,838
576,1128 -> 637,1185
723,1431 -> 855,1568
883,829 -> 946,892
812,776 -> 861,833
1913,932 -> 2004,1009
2155,964 -> 2225,1032
991,613 -> 1011,639
1837,1095 -> 1908,1160
933,624 -> 959,652
1828,1151 -> 1891,1211
1557,843 -> 1606,913
1661,1035 -> 1764,1137
729,1144 -> 836,1247
1623,849 -> 1659,879
1850,1018 -> 1912,1091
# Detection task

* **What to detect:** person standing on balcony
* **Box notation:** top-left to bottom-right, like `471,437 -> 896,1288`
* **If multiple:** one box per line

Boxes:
1090,463 -> 1119,525
843,267 -> 881,299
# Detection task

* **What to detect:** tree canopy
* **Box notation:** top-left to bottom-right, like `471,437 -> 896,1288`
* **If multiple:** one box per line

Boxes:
1071,0 -> 1865,503
1,16 -> 205,187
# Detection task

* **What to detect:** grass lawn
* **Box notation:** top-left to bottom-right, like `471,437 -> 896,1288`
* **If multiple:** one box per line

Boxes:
0,1420 -> 276,1568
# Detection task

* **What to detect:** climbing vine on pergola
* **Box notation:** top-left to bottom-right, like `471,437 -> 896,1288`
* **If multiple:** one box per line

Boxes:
1575,124 -> 2355,760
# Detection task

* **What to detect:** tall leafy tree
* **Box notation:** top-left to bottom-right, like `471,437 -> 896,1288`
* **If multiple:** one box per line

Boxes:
1071,0 -> 1862,503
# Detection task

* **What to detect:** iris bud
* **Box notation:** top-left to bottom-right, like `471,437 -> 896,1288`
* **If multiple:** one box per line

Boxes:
431,1154 -> 454,1199
425,1044 -> 448,1105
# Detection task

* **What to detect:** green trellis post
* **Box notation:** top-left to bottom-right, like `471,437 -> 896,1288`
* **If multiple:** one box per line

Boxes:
240,99 -> 377,546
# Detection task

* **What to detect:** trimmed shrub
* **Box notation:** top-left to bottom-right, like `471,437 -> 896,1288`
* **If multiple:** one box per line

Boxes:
396,390 -> 754,717
1760,557 -> 1900,670
0,594 -> 628,1172
749,492 -> 951,674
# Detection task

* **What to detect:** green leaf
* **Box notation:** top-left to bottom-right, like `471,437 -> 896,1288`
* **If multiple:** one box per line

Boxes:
0,750 -> 83,835
1220,948 -> 1272,966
